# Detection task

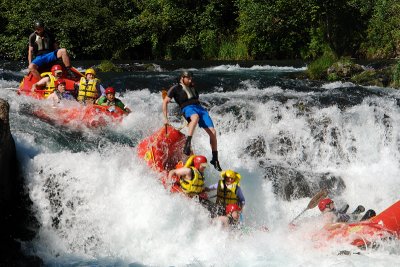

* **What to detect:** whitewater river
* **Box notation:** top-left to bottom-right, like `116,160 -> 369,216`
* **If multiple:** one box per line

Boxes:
1,61 -> 400,266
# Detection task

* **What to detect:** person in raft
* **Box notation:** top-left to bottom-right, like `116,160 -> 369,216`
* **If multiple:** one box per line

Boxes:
318,198 -> 376,230
47,79 -> 74,106
76,68 -> 105,104
28,20 -> 73,80
31,64 -> 65,96
167,155 -> 208,198
205,169 -> 245,217
214,203 -> 242,229
96,87 -> 131,113
162,70 -> 222,171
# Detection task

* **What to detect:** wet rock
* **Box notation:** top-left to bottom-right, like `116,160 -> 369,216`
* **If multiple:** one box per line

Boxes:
351,69 -> 392,87
0,99 -> 42,266
259,160 -> 346,201
327,60 -> 364,80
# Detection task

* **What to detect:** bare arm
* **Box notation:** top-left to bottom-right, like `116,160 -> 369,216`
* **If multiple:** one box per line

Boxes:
162,96 -> 171,124
28,46 -> 34,64
31,76 -> 50,91
168,167 -> 192,181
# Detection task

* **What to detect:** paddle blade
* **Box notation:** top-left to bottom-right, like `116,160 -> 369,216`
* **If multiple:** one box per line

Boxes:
307,189 -> 328,210
161,88 -> 167,99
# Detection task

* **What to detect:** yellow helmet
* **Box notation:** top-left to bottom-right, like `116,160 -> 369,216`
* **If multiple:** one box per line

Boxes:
221,170 -> 241,184
85,68 -> 96,76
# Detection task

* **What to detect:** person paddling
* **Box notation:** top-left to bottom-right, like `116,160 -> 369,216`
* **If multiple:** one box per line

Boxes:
162,70 -> 222,171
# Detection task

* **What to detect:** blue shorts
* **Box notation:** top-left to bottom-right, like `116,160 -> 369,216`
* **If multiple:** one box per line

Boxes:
32,50 -> 58,67
182,104 -> 214,128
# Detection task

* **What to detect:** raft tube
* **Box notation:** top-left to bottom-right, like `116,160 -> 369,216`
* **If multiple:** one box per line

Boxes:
33,104 -> 126,128
137,125 -> 187,172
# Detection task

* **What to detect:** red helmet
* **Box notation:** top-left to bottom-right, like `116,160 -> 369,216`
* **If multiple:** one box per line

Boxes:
225,204 -> 241,214
193,155 -> 207,169
51,65 -> 63,76
55,79 -> 66,87
105,87 -> 116,95
318,198 -> 333,212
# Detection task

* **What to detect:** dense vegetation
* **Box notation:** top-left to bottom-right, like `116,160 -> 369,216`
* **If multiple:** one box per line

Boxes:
0,0 -> 399,61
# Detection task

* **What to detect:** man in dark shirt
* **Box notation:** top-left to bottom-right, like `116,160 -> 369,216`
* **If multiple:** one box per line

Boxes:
162,70 -> 222,171
28,20 -> 72,79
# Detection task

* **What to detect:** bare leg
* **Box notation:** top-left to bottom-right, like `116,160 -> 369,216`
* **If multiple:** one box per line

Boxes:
183,114 -> 199,155
204,127 -> 221,171
28,63 -> 40,80
204,127 -> 217,151
187,114 -> 199,136
56,48 -> 71,67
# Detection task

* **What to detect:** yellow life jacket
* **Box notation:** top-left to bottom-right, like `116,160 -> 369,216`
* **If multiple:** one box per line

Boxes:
216,180 -> 239,206
40,72 -> 56,98
180,166 -> 205,196
77,77 -> 99,101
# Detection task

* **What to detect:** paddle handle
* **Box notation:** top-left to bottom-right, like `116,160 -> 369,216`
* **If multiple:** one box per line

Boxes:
290,207 -> 307,224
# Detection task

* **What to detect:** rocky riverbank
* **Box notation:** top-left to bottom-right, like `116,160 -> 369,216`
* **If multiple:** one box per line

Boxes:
0,99 -> 42,266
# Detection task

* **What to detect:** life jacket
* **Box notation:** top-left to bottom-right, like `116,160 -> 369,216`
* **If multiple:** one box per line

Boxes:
40,72 -> 57,98
77,77 -> 99,102
216,180 -> 239,206
170,84 -> 200,109
33,32 -> 52,56
179,166 -> 205,196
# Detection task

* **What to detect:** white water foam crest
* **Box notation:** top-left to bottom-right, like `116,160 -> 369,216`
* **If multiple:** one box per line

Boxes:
204,64 -> 306,72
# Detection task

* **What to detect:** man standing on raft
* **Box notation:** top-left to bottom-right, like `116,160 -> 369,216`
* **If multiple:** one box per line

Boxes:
163,70 -> 222,171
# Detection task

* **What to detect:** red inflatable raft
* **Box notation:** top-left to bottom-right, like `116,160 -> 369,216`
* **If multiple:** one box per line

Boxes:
33,104 -> 126,129
137,125 -> 208,199
318,200 -> 400,248
18,66 -> 83,99
137,125 -> 187,172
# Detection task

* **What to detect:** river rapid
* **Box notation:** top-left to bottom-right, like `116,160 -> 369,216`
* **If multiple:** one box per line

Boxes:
1,60 -> 400,266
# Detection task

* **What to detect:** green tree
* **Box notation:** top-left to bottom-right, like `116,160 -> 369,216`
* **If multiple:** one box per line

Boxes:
361,0 -> 400,58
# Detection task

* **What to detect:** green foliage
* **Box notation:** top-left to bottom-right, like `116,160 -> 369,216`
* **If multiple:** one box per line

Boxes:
218,38 -> 249,60
0,0 -> 398,61
97,60 -> 122,72
307,51 -> 337,80
361,0 -> 400,58
393,61 -> 400,88
236,0 -> 314,59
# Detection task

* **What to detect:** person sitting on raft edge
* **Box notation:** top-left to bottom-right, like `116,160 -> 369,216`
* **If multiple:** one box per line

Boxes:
162,70 -> 222,171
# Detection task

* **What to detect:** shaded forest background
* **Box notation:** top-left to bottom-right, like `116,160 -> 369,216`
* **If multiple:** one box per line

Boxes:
0,0 -> 399,61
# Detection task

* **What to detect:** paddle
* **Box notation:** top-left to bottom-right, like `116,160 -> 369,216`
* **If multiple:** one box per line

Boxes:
290,188 -> 328,224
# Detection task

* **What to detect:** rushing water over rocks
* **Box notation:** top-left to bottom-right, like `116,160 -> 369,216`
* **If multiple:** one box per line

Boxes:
1,60 -> 400,266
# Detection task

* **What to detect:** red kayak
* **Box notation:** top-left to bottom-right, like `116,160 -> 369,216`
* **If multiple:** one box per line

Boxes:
18,66 -> 83,99
33,104 -> 126,129
315,200 -> 400,248
137,125 -> 208,199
